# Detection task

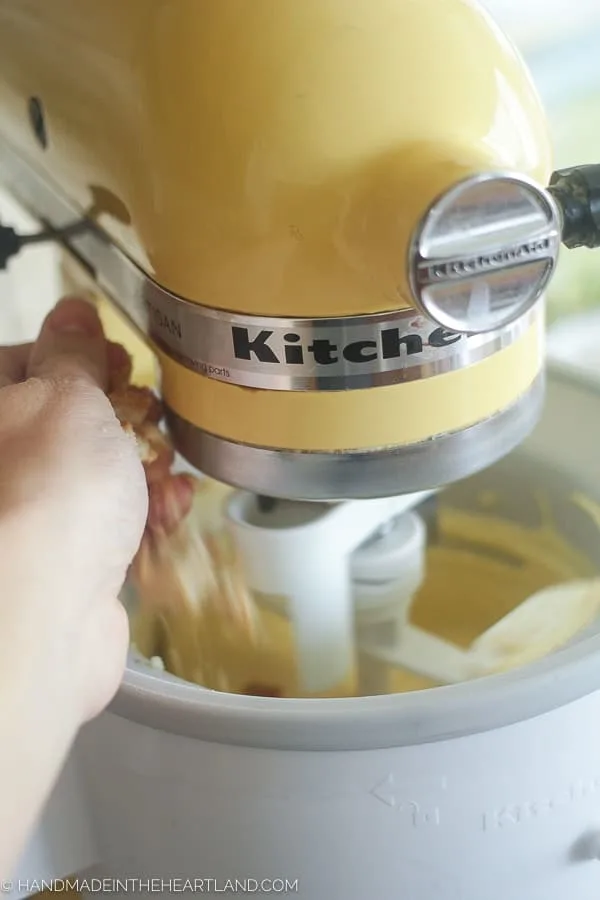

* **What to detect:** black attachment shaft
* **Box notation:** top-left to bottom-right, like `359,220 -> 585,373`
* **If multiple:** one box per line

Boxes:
549,165 -> 600,250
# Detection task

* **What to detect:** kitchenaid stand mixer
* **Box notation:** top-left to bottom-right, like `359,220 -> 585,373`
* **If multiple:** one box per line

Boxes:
3,1 -> 600,897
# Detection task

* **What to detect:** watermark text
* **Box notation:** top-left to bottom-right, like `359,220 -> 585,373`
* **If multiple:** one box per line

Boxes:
1,878 -> 299,894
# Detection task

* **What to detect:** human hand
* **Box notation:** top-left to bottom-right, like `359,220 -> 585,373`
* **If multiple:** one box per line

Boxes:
0,297 -> 147,736
0,296 -> 148,880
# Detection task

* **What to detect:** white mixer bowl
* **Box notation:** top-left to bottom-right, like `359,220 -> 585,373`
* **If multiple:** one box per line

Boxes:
15,363 -> 600,900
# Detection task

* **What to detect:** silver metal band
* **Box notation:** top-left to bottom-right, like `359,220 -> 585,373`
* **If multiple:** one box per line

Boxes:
0,138 -> 541,393
147,292 -> 539,392
167,373 -> 545,500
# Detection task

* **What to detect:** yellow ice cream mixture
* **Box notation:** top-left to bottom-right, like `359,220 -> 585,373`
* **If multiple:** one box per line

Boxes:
130,484 -> 599,699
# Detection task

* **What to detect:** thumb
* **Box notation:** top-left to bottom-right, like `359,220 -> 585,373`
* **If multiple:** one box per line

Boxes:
27,297 -> 108,390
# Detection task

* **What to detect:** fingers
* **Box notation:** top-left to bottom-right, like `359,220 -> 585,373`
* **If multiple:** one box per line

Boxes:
147,474 -> 196,535
27,297 -> 108,391
0,303 -> 132,393
107,341 -> 132,393
0,343 -> 32,388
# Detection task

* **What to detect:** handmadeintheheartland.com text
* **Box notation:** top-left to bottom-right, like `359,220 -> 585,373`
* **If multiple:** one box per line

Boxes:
2,878 -> 300,894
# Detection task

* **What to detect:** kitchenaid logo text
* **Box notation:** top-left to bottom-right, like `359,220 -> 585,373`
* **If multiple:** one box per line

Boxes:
146,292 -> 534,389
419,236 -> 553,283
231,325 -> 462,366
482,776 -> 600,831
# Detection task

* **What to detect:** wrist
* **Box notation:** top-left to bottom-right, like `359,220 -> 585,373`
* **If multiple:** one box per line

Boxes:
0,672 -> 77,880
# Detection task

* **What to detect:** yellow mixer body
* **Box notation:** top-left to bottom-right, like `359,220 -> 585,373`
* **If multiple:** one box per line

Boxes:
0,0 -> 557,499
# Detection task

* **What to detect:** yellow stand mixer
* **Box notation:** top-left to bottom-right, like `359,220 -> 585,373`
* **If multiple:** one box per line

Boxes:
2,2 -> 600,898
0,0 -> 592,502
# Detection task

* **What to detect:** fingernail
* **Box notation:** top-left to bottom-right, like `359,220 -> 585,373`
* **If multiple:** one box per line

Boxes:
48,297 -> 102,336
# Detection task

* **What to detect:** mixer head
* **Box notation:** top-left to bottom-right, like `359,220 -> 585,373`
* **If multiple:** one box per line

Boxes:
0,0 -> 597,501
